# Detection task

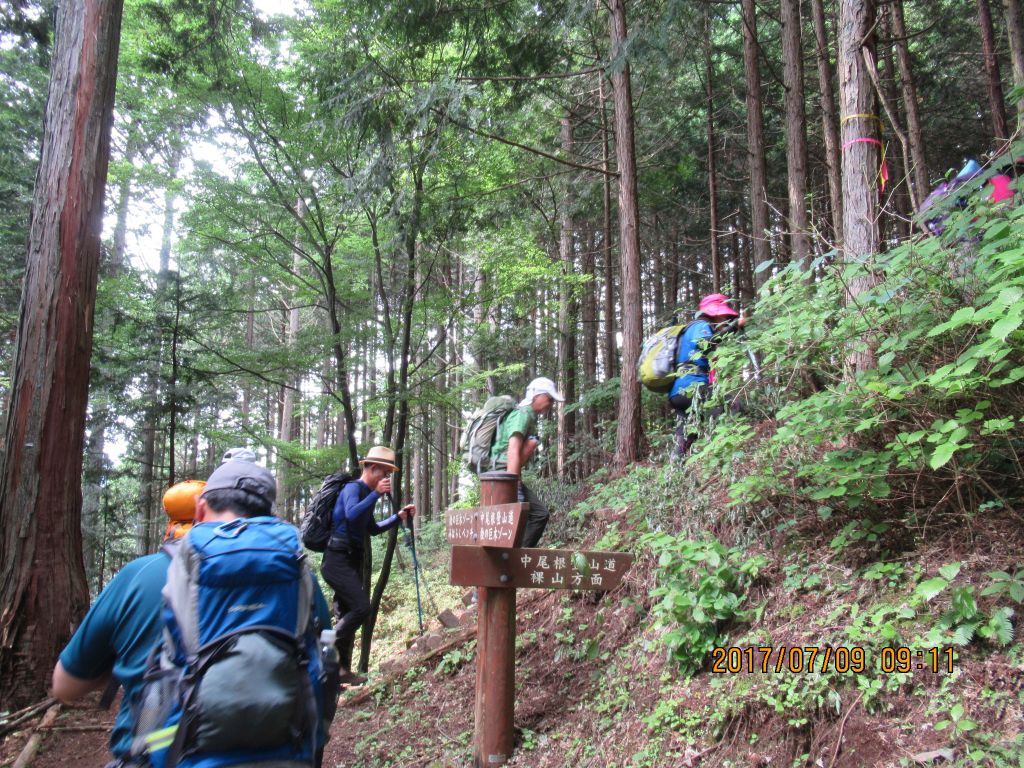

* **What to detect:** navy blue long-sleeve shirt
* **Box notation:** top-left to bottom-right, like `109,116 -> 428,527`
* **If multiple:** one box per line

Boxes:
331,479 -> 400,547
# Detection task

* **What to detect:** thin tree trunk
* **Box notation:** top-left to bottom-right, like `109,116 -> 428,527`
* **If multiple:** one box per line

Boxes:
742,0 -> 771,281
277,200 -> 305,520
890,0 -> 930,210
557,114 -> 577,480
1004,0 -> 1024,125
811,0 -> 845,245
705,10 -> 722,292
839,0 -> 881,373
0,0 -> 124,707
667,227 -> 679,308
166,274 -> 182,485
609,0 -> 643,467
782,0 -> 811,267
581,226 -> 598,472
979,0 -> 1011,144
322,250 -> 360,472
241,286 -> 255,428
361,166 -> 424,673
138,148 -> 182,551
598,74 -> 618,381
880,16 -> 911,237
731,223 -> 741,300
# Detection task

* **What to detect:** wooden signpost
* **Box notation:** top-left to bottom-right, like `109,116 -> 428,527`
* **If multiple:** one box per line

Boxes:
446,472 -> 634,768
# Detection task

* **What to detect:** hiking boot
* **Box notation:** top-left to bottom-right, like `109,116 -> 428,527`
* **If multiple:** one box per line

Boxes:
338,668 -> 367,686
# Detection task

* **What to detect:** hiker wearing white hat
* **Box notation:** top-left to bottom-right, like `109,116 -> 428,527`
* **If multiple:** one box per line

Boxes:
490,376 -> 564,547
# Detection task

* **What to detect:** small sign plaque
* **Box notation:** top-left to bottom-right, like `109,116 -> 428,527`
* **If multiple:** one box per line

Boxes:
445,503 -> 528,548
450,546 -> 633,591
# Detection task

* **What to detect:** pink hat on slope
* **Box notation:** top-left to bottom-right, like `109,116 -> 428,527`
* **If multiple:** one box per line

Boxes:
697,293 -> 739,318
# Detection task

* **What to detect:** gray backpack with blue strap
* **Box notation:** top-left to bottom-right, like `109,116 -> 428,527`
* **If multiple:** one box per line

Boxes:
129,517 -> 326,768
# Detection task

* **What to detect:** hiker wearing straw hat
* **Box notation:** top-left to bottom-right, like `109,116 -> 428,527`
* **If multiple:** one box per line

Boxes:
321,445 -> 415,685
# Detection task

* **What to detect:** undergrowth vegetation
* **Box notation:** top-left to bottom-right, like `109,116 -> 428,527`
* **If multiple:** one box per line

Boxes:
339,180 -> 1024,763
703,149 -> 1024,527
602,159 -> 1024,765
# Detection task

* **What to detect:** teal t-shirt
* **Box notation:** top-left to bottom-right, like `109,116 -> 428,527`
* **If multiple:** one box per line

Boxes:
490,405 -> 537,469
59,552 -> 170,758
59,549 -> 333,760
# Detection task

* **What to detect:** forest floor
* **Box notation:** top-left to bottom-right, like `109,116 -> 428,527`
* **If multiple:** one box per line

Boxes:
318,489 -> 1024,768
2,464 -> 1023,768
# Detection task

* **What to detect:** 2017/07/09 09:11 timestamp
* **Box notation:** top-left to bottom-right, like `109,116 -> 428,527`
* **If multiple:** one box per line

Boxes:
709,646 -> 958,674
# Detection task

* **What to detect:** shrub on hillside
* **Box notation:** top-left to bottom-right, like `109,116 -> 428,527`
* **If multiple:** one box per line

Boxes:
701,149 -> 1024,529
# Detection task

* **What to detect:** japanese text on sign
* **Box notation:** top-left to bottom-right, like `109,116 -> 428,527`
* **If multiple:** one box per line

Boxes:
445,503 -> 526,548
449,546 -> 633,591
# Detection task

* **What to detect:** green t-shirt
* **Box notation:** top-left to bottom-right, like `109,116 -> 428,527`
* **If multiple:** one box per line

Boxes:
490,404 -> 537,470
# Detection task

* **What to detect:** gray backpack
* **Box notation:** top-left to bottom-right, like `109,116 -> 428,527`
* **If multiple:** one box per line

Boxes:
461,395 -> 516,474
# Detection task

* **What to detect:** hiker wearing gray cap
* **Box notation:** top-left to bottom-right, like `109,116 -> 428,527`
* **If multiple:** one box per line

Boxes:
199,448 -> 278,513
146,449 -> 336,767
490,376 -> 564,547
52,448 -> 336,766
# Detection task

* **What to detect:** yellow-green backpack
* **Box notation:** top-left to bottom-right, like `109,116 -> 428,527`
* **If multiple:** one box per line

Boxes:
638,324 -> 688,393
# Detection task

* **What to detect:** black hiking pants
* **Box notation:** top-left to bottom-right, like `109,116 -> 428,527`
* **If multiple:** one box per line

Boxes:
669,389 -> 705,457
321,544 -> 369,671
518,481 -> 549,548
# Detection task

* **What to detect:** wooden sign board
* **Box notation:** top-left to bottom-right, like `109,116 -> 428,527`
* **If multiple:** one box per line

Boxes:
445,503 -> 528,548
450,546 -> 633,591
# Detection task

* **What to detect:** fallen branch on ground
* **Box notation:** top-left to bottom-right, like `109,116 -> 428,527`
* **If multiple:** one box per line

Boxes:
39,724 -> 110,732
12,703 -> 60,768
0,698 -> 57,740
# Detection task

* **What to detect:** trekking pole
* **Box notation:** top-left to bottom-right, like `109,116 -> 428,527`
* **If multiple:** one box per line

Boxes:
390,493 -> 424,634
404,518 -> 424,634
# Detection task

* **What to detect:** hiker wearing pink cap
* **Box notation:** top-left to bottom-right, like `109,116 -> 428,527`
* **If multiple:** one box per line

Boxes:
668,294 -> 747,457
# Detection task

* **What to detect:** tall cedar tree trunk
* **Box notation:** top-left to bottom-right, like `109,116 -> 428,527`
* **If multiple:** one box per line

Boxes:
839,0 -> 881,373
890,0 -> 930,211
705,9 -> 722,292
1004,0 -> 1024,125
580,226 -> 598,474
609,0 -> 643,466
598,74 -> 618,380
979,0 -> 1011,144
557,114 -> 577,480
742,0 -> 771,281
782,0 -> 811,266
0,0 -> 123,707
812,0 -> 845,244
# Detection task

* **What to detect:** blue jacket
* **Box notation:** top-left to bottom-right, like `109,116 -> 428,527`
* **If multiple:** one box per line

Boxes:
331,479 -> 401,547
669,320 -> 714,398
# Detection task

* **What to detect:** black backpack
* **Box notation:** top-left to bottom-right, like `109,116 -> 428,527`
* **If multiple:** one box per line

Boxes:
300,471 -> 353,551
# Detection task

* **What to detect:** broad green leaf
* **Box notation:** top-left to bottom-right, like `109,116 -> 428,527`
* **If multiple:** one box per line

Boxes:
990,312 -> 1023,341
938,562 -> 961,580
916,577 -> 948,601
929,442 -> 959,470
